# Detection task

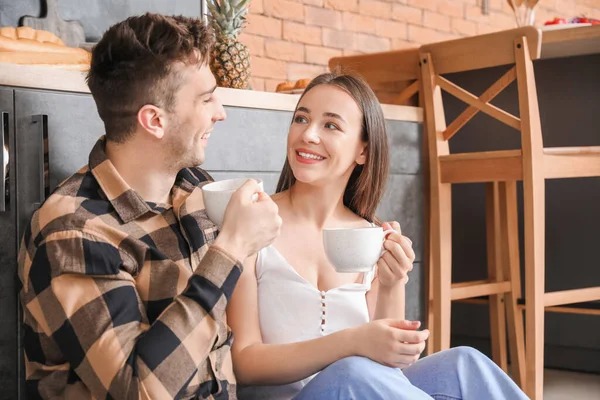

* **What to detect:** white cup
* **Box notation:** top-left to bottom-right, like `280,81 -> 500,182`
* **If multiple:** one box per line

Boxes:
201,178 -> 264,228
323,226 -> 395,273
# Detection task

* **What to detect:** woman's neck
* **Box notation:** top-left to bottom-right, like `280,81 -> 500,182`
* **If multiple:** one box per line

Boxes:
287,179 -> 350,228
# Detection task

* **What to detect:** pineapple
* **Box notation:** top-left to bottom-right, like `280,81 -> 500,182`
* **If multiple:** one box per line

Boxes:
207,0 -> 252,89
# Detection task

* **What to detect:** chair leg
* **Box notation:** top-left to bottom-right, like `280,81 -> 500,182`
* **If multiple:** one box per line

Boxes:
431,182 -> 452,352
515,35 -> 546,400
485,182 -> 508,373
523,174 -> 546,400
499,181 -> 526,390
426,242 -> 435,355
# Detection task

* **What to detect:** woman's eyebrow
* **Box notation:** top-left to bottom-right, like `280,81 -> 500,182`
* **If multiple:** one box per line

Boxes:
323,112 -> 345,123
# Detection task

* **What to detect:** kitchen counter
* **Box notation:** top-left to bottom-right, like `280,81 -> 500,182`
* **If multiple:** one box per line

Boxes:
0,62 -> 423,123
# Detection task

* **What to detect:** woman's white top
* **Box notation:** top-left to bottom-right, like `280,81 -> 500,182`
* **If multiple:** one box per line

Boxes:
237,245 -> 374,400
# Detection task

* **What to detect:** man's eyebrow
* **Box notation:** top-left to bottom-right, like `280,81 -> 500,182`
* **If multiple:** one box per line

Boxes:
199,85 -> 217,97
296,106 -> 310,113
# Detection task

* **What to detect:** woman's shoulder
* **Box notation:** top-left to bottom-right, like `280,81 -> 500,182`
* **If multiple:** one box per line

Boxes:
270,190 -> 290,210
270,190 -> 288,202
341,208 -> 375,228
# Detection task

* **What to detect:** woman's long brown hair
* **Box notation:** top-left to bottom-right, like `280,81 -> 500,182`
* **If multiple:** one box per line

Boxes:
276,72 -> 389,223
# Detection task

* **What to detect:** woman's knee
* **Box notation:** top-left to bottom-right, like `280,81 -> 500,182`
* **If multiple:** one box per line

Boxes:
437,346 -> 495,369
445,346 -> 486,362
322,356 -> 380,379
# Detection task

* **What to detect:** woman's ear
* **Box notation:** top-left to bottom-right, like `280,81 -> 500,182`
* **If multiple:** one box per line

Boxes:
356,144 -> 368,165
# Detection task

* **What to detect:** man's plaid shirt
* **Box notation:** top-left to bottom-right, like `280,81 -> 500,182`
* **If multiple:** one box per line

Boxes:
18,137 -> 242,399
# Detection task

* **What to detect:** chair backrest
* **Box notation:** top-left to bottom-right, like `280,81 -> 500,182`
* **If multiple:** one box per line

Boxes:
329,47 -> 421,106
420,27 -> 541,75
419,27 -> 544,159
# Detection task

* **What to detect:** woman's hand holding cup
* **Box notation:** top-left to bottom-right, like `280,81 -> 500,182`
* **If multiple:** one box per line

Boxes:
376,221 -> 415,287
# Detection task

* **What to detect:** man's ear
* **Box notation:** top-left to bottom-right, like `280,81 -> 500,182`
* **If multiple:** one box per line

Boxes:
356,144 -> 368,165
137,105 -> 166,139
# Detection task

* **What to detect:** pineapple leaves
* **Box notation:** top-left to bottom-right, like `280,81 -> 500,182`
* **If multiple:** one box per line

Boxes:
206,0 -> 249,38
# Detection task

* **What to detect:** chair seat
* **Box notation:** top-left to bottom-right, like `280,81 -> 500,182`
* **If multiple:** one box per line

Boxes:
439,146 -> 600,183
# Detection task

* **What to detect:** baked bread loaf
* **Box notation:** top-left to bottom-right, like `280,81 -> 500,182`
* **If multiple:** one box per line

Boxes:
0,26 -> 64,45
0,26 -> 90,65
276,81 -> 295,92
294,78 -> 311,89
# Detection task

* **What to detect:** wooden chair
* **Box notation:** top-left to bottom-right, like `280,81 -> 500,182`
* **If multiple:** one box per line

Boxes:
420,26 -> 600,400
329,46 -> 520,373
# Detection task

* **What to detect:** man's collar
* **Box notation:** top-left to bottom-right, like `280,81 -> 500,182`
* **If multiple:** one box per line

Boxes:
88,136 -> 155,223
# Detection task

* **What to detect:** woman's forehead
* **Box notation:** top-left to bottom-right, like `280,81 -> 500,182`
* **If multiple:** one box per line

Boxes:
298,85 -> 362,116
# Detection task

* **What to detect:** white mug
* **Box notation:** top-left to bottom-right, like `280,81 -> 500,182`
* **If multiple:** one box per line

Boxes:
201,178 -> 264,228
323,226 -> 395,273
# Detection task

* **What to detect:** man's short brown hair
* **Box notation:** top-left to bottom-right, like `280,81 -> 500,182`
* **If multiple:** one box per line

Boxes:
87,13 -> 215,143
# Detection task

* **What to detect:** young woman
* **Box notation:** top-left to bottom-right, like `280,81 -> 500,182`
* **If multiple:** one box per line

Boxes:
227,72 -> 528,400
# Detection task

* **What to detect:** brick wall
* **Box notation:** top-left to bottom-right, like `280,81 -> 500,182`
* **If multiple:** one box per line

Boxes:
241,0 -> 600,92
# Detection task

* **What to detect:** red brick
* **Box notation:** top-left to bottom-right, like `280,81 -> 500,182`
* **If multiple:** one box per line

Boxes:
264,0 -> 305,22
238,33 -> 265,57
283,21 -> 322,45
358,0 -> 393,18
535,9 -> 556,26
391,4 -> 423,25
477,23 -> 500,35
324,0 -> 358,12
265,39 -> 305,62
250,77 -> 266,91
305,6 -> 343,29
407,0 -> 437,12
252,56 -> 287,79
408,25 -> 454,44
305,45 -> 343,65
342,11 -> 377,33
250,0 -> 264,14
450,18 -> 477,36
465,5 -> 492,23
437,0 -> 463,18
355,33 -> 391,53
391,39 -> 416,50
375,20 -> 408,39
342,48 -> 362,56
245,14 -> 282,38
489,11 -> 517,30
287,62 -> 327,80
423,11 -> 451,31
322,28 -> 356,49
488,0 -> 505,12
589,8 -> 600,20
301,0 -> 324,5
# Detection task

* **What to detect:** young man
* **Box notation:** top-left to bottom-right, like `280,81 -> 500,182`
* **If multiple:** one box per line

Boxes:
18,13 -> 281,399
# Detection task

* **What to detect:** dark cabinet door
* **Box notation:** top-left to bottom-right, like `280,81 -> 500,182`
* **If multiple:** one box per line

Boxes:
0,87 -> 18,400
15,89 -> 104,239
12,89 -> 103,399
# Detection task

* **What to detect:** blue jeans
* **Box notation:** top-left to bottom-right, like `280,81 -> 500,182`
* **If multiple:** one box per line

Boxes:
292,347 -> 529,400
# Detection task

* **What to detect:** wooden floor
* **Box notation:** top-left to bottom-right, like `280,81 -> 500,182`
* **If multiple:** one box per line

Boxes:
544,369 -> 600,400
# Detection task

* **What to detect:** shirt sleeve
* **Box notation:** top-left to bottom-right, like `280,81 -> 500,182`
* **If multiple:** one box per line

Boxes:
19,228 -> 242,399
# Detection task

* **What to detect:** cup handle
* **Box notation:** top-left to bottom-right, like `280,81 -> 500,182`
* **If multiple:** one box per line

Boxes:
379,228 -> 397,256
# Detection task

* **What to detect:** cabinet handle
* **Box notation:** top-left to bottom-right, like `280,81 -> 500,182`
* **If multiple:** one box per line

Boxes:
0,112 -> 8,212
32,114 -> 48,205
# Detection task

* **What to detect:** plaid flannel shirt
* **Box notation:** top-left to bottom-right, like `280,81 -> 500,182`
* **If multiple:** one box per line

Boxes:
18,137 -> 242,399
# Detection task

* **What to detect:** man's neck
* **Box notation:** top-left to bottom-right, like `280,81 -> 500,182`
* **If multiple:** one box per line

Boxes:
105,139 -> 177,205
